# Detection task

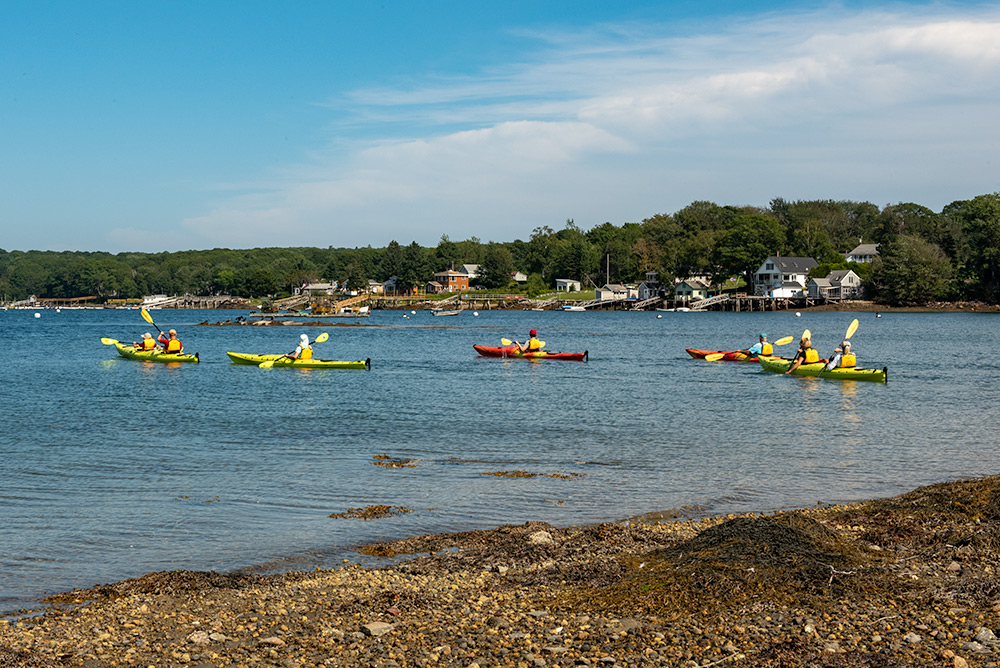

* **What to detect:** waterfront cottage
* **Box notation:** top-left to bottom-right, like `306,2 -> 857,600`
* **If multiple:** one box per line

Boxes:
595,283 -> 630,301
431,270 -> 469,293
753,256 -> 817,297
674,278 -> 710,301
556,278 -> 581,292
844,243 -> 879,263
807,269 -> 864,300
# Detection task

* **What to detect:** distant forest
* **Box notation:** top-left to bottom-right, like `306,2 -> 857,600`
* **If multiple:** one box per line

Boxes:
3,194 -> 999,306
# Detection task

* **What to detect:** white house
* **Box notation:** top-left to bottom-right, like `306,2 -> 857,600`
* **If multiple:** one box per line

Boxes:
595,283 -> 631,301
807,269 -> 863,299
367,280 -> 384,294
844,243 -> 879,263
674,278 -> 710,301
511,270 -> 528,283
555,278 -> 581,292
460,264 -> 481,279
753,256 -> 817,297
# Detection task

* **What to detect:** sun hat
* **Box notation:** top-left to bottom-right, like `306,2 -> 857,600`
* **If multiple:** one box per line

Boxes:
300,333 -> 310,344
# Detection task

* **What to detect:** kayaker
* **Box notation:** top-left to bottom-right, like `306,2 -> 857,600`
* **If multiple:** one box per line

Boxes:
133,332 -> 158,351
157,329 -> 183,354
517,329 -> 543,353
287,333 -> 314,360
738,333 -> 771,357
786,335 -> 823,374
828,340 -> 856,368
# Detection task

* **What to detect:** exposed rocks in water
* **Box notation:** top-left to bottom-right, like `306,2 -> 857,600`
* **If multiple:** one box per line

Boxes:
4,476 -> 1000,667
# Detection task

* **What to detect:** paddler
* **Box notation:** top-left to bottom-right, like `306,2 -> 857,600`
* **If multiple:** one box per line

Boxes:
133,332 -> 159,351
828,340 -> 856,369
517,329 -> 543,353
737,333 -> 771,358
157,329 -> 183,354
786,334 -> 823,374
287,333 -> 314,360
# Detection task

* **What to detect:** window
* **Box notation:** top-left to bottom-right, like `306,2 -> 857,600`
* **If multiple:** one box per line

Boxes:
765,262 -> 774,270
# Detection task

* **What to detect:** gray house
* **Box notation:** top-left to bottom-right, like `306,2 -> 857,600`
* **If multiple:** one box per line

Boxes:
808,269 -> 864,299
844,243 -> 879,263
753,256 -> 817,297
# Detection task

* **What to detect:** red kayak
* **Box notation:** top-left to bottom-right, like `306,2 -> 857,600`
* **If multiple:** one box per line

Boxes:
685,348 -> 757,362
474,345 -> 588,361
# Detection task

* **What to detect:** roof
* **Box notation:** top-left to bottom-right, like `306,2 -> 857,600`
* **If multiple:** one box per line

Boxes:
601,283 -> 628,291
555,278 -> 580,283
809,277 -> 832,287
846,243 -> 879,256
434,270 -> 467,277
827,269 -> 857,283
676,278 -> 710,290
765,256 -> 818,272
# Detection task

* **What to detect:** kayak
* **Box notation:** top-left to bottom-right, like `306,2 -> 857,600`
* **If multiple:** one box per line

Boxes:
226,352 -> 371,369
473,345 -> 588,361
685,348 -> 757,362
114,342 -> 199,363
757,355 -> 887,383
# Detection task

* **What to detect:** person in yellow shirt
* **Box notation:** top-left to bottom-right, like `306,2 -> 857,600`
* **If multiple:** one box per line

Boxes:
133,332 -> 158,351
517,329 -> 543,353
287,333 -> 314,360
786,335 -> 823,374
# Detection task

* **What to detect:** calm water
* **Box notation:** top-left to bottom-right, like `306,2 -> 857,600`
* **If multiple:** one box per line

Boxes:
1,307 -> 998,612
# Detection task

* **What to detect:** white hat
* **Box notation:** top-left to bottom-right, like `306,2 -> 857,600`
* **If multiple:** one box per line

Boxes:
300,334 -> 310,344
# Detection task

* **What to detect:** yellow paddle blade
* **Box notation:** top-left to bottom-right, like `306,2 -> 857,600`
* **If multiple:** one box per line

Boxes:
101,337 -> 118,345
258,360 -> 275,368
501,338 -> 513,345
845,318 -> 859,340
773,336 -> 794,346
314,332 -> 329,343
537,340 -> 546,349
140,308 -> 154,325
705,353 -> 726,361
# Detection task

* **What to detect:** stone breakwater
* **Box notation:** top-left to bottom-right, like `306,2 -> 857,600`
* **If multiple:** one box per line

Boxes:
3,476 -> 1000,667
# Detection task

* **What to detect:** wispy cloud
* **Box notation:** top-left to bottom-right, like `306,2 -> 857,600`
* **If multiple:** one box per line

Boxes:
185,7 -> 1000,248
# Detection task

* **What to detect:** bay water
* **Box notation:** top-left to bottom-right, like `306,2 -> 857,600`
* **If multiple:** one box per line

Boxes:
1,307 -> 997,613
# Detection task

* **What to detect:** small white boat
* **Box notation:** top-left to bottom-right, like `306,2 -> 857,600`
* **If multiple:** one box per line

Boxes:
430,309 -> 462,316
561,305 -> 586,311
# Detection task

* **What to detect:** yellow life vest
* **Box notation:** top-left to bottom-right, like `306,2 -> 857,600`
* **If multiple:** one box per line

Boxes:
760,343 -> 772,356
141,338 -> 157,350
164,339 -> 182,353
839,353 -> 856,368
527,338 -> 542,351
804,348 -> 819,364
299,347 -> 313,360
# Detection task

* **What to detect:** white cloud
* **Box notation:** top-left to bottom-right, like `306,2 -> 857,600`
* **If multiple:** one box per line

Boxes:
185,7 -> 1000,248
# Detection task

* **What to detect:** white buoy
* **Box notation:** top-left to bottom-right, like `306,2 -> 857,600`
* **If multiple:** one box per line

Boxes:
795,312 -> 801,317
35,312 -> 41,318
473,311 -> 479,316
656,314 -> 663,319
411,310 -> 416,315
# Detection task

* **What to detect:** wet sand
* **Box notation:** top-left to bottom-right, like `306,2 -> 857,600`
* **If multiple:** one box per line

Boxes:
3,476 -> 999,667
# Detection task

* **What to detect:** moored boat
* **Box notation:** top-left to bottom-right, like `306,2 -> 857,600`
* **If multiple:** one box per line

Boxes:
226,352 -> 370,369
473,344 -> 588,361
757,355 -> 887,383
685,348 -> 757,362
113,342 -> 199,363
430,309 -> 462,316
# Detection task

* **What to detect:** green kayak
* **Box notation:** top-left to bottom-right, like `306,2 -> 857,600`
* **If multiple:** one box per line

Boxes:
114,342 -> 199,363
757,355 -> 886,383
226,352 -> 371,369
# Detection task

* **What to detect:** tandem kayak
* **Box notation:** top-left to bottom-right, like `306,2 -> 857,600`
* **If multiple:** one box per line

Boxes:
757,355 -> 887,383
685,348 -> 757,362
226,352 -> 371,369
473,345 -> 588,361
113,342 -> 199,363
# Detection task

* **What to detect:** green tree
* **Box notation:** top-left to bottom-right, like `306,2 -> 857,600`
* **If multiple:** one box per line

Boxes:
944,193 -> 1000,301
870,235 -> 953,305
479,242 -> 515,289
711,214 -> 786,287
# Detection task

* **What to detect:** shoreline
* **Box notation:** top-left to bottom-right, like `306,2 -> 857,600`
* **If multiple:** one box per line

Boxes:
4,476 -> 1000,667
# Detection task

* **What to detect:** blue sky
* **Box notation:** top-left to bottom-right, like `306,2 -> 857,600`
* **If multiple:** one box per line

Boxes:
3,1 -> 999,252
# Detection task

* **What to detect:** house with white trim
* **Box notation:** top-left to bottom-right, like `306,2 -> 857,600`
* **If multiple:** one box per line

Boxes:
555,278 -> 581,292
807,269 -> 864,299
753,256 -> 817,297
674,278 -> 710,301
844,243 -> 879,263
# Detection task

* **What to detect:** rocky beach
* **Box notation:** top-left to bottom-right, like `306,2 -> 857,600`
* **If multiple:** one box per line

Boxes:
3,475 -> 1000,668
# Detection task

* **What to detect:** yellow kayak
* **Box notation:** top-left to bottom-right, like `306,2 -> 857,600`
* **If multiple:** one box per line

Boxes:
113,342 -> 199,363
757,355 -> 886,383
226,352 -> 370,369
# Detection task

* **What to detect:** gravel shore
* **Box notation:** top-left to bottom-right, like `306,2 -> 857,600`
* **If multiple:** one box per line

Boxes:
3,476 -> 1000,667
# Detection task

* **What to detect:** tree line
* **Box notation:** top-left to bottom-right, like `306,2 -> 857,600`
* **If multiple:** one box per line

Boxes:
2,193 -> 998,306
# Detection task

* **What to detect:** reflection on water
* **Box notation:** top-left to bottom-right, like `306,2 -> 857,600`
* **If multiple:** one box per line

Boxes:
0,308 -> 998,613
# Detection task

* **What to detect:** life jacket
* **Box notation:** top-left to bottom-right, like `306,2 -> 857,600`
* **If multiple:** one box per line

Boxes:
804,348 -> 819,364
839,353 -> 856,368
140,338 -> 157,351
527,338 -> 542,351
164,338 -> 182,354
299,346 -> 313,360
760,343 -> 773,356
